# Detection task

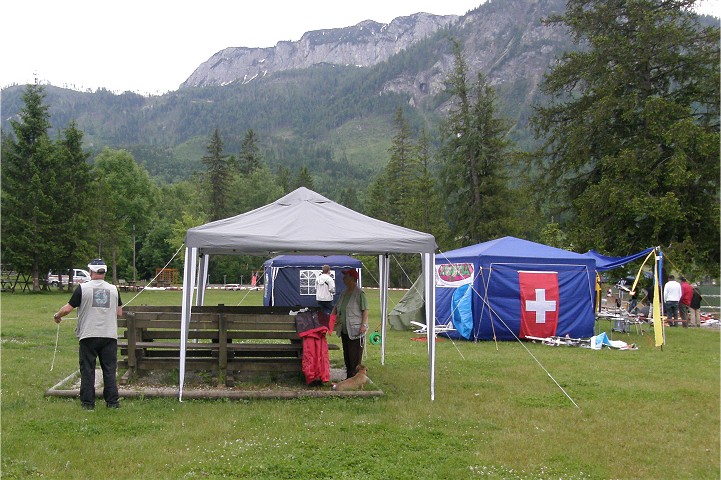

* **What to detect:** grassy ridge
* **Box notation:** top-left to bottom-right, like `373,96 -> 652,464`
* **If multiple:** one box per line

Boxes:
1,290 -> 719,479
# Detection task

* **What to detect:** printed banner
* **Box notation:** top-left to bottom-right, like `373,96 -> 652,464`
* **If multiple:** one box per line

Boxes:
435,263 -> 475,287
519,271 -> 559,339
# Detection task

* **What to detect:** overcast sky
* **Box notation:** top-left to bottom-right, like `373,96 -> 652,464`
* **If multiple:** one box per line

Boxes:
3,0 -> 718,96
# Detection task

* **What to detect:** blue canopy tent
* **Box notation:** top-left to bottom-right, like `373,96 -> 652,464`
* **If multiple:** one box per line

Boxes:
263,255 -> 362,308
435,237 -> 597,341
584,248 -> 655,272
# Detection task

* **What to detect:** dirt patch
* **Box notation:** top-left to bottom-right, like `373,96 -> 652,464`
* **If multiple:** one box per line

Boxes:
47,367 -> 383,400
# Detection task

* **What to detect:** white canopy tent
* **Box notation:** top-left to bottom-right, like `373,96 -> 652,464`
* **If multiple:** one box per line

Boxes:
180,187 -> 438,400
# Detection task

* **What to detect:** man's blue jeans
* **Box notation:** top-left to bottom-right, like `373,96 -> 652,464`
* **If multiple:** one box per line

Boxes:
665,301 -> 679,323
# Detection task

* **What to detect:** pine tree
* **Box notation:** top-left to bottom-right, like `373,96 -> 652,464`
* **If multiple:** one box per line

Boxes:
202,129 -> 231,221
275,165 -> 292,193
339,186 -> 362,212
51,121 -> 94,283
238,129 -> 262,175
408,129 -> 449,245
385,107 -> 418,226
438,42 -> 514,246
532,0 -> 720,273
1,83 -> 58,290
294,165 -> 315,190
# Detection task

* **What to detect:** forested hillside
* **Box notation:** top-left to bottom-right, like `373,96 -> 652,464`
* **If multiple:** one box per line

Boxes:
1,0 -> 573,193
2,0 -> 718,288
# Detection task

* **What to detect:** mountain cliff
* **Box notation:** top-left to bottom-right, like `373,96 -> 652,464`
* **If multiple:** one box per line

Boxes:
1,0 -> 572,188
181,13 -> 462,89
180,0 -> 568,110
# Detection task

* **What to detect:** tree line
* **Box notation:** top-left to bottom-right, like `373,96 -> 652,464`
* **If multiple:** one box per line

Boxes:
2,0 -> 718,290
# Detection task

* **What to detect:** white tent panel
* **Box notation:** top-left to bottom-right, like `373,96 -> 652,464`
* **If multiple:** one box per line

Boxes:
180,188 -> 437,400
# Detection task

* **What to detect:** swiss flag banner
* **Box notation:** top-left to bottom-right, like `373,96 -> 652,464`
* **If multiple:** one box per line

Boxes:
519,271 -> 559,339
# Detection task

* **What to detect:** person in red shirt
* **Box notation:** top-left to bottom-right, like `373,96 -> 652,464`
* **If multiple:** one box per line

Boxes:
679,276 -> 693,328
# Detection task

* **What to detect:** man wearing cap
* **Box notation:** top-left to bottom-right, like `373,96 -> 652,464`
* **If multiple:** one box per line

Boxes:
331,268 -> 368,379
54,259 -> 123,410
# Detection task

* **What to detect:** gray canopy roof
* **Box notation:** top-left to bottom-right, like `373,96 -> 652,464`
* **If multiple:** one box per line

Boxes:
184,187 -> 437,256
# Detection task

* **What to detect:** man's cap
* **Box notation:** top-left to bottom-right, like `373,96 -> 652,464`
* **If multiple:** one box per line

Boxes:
341,268 -> 359,280
88,258 -> 107,273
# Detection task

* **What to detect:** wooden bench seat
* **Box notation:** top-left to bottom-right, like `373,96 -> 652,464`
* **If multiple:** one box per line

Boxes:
118,305 -> 337,387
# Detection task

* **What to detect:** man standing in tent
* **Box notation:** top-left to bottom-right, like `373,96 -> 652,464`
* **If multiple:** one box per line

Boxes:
315,265 -> 336,314
663,275 -> 682,327
331,268 -> 368,379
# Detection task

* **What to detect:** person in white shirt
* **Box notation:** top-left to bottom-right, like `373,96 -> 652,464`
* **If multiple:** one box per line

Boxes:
315,265 -> 336,314
663,275 -> 682,326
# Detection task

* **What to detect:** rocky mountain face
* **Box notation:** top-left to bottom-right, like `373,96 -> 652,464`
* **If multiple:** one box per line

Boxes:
180,13 -> 461,89
180,0 -> 569,121
1,0 -> 573,185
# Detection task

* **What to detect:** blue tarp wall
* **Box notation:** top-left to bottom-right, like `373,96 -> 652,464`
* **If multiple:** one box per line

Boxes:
263,255 -> 362,308
435,237 -> 597,340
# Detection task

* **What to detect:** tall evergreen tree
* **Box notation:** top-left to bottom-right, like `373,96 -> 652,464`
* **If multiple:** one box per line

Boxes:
52,121 -> 94,283
202,128 -> 231,221
438,42 -> 514,246
339,186 -> 362,212
366,108 -> 422,227
1,83 -> 59,290
408,129 -> 449,245
532,0 -> 720,273
364,172 -> 389,219
294,165 -> 315,190
238,128 -> 262,175
275,165 -> 292,194
386,107 -> 418,225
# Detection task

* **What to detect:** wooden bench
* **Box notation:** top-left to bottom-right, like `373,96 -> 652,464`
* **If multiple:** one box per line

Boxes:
118,305 -> 337,387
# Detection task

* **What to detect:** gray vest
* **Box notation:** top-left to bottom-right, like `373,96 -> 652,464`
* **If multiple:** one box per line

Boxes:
76,280 -> 119,340
338,287 -> 364,340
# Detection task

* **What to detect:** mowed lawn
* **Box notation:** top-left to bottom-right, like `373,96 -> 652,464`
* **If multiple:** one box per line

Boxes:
1,289 -> 719,479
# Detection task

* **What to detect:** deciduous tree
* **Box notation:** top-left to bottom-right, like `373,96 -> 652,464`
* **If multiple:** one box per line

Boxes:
92,148 -> 157,282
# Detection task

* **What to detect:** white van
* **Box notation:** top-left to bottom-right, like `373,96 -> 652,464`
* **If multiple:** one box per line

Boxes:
48,269 -> 92,287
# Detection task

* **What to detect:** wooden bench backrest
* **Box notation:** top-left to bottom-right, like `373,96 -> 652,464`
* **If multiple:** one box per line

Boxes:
120,305 -> 302,341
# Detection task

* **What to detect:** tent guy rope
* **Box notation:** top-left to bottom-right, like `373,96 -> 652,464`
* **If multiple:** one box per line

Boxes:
49,242 -> 184,372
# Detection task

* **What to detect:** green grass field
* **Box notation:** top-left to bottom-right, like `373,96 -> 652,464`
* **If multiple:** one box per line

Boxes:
1,289 -> 719,479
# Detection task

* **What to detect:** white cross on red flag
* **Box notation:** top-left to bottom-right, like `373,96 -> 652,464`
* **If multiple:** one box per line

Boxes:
519,271 -> 559,338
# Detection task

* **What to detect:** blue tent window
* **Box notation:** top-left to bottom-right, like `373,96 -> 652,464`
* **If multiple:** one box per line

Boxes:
299,270 -> 320,296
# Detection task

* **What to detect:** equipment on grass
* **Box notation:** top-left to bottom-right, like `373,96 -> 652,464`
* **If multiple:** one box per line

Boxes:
410,320 -> 455,337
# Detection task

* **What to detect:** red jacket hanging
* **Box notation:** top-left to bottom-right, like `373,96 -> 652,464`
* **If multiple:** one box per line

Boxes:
298,326 -> 330,384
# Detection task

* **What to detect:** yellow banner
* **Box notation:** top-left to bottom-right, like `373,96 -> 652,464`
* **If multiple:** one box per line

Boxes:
653,252 -> 664,348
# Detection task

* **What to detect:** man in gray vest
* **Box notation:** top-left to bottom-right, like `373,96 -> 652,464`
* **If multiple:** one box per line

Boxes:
54,259 -> 123,410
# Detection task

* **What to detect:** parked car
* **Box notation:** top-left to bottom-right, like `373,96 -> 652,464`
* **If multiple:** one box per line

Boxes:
47,269 -> 91,287
223,284 -> 241,291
